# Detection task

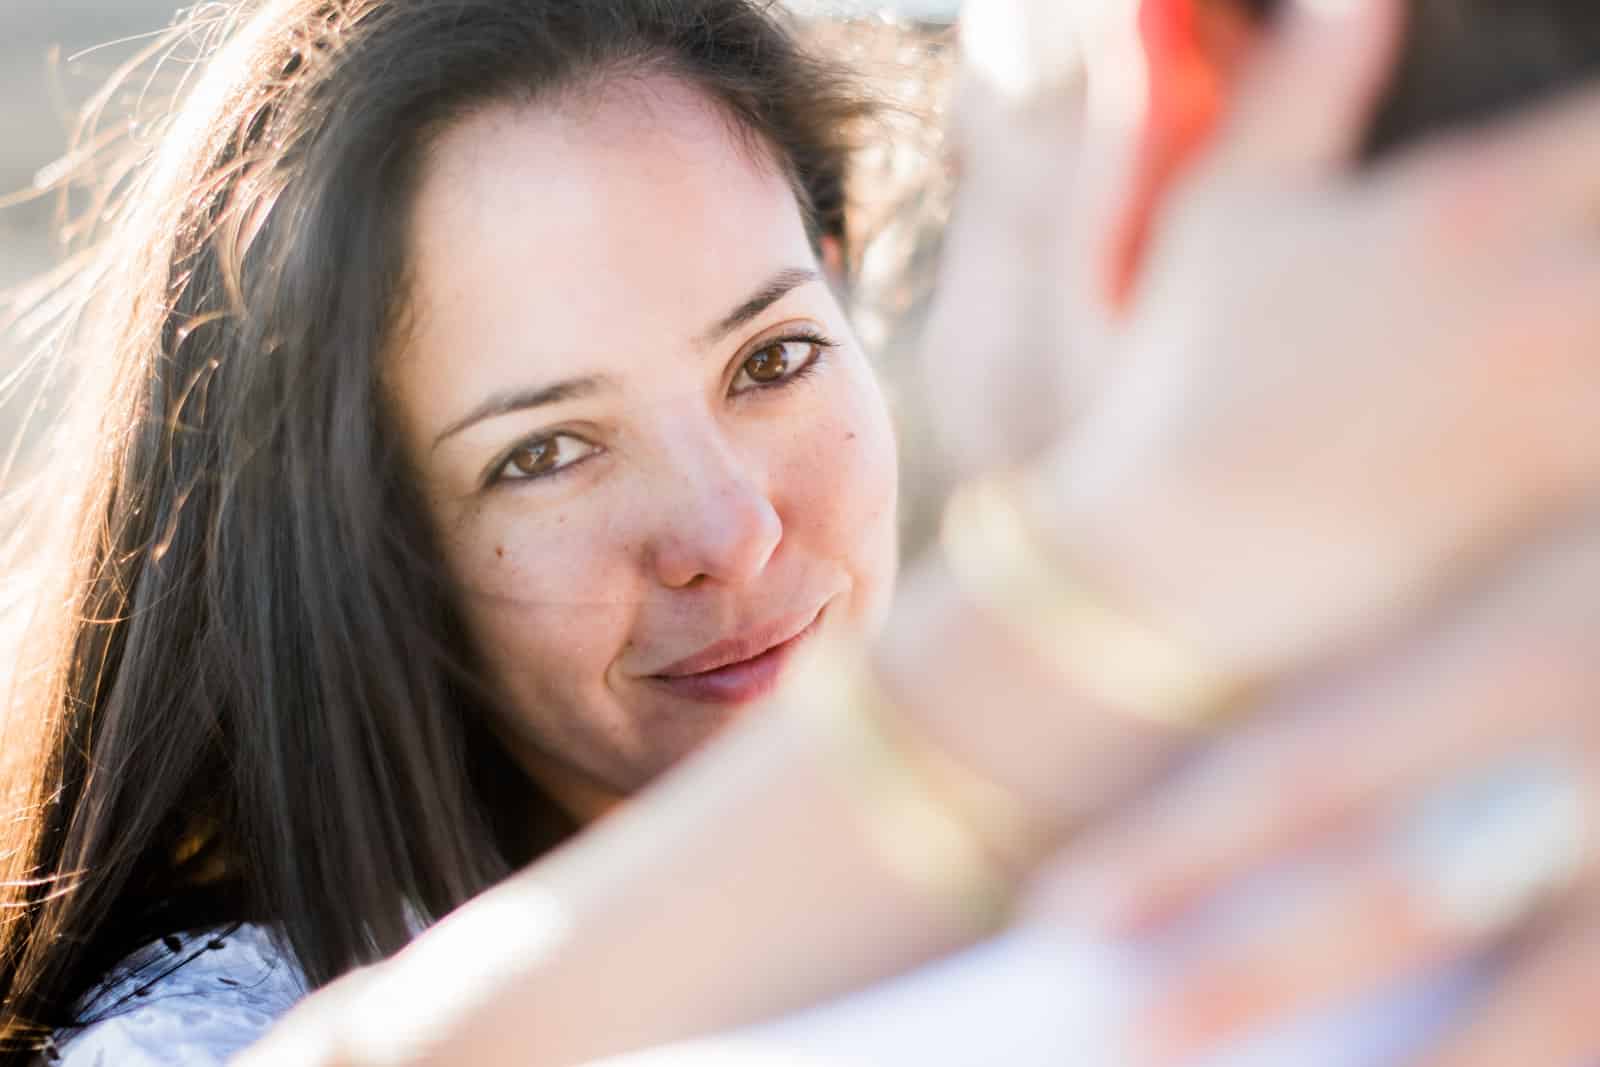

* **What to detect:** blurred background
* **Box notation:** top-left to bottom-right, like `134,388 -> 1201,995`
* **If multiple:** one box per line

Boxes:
1,0 -> 191,482
1,0 -> 183,323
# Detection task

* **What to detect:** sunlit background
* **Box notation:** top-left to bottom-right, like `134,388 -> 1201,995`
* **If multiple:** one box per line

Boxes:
1,1 -> 186,316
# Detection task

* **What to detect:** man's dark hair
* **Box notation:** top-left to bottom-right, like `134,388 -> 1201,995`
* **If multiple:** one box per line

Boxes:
1243,0 -> 1600,156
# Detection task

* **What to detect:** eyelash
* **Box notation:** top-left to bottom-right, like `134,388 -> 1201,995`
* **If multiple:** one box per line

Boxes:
485,329 -> 837,489
730,329 -> 836,396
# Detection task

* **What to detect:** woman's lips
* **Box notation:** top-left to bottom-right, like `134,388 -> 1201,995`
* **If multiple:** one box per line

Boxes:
646,610 -> 824,705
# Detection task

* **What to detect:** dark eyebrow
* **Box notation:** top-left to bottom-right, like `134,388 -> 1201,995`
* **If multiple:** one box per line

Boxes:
431,375 -> 613,451
697,267 -> 822,348
431,268 -> 818,452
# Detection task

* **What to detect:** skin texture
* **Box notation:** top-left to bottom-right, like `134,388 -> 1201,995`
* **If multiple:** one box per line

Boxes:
386,76 -> 899,821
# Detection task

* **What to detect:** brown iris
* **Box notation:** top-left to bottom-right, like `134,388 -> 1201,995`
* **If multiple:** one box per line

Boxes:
509,440 -> 557,478
743,342 -> 791,384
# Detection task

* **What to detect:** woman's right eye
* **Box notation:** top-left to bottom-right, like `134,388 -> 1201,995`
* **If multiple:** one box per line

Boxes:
489,433 -> 597,486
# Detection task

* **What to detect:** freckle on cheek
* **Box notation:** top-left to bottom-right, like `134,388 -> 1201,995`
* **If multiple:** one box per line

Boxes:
495,546 -> 505,559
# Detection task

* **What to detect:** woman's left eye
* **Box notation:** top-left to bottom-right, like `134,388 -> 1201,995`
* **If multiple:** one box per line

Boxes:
730,336 -> 832,395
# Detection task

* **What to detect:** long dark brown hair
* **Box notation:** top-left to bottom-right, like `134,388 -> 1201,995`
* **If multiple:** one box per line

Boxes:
0,0 -> 874,1051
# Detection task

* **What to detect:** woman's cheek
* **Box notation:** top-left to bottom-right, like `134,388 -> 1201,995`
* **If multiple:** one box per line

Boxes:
848,413 -> 902,632
444,509 -> 635,701
782,362 -> 900,627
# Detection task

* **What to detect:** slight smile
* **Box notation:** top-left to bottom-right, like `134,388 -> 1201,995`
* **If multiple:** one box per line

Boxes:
646,607 -> 827,705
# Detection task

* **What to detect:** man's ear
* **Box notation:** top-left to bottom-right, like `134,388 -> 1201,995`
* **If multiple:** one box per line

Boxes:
1105,0 -> 1262,310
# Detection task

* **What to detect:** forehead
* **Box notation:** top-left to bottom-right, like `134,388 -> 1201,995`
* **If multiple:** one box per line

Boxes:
396,76 -> 816,404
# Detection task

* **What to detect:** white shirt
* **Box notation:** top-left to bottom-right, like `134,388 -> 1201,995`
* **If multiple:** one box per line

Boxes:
50,924 -> 305,1067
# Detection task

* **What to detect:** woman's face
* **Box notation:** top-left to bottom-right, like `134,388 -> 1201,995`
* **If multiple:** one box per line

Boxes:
389,77 -> 899,819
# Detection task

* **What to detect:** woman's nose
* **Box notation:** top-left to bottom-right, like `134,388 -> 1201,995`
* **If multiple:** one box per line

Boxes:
649,457 -> 783,591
